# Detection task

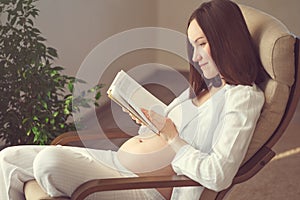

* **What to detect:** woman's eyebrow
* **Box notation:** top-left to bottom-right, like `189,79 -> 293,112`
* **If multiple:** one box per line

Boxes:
194,36 -> 204,43
188,36 -> 204,45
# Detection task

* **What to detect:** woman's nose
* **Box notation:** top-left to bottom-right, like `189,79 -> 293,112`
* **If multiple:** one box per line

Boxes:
192,50 -> 202,62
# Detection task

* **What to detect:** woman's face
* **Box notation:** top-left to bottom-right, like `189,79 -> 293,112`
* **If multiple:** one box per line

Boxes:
187,19 -> 219,79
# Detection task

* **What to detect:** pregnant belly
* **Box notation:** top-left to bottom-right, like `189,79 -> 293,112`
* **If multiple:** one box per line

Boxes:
117,133 -> 176,175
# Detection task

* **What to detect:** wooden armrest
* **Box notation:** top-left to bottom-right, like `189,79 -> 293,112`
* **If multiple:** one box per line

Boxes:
51,128 -> 131,146
71,175 -> 200,200
70,146 -> 276,200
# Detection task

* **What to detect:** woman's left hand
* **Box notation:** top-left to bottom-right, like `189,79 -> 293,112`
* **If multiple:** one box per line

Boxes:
141,108 -> 179,142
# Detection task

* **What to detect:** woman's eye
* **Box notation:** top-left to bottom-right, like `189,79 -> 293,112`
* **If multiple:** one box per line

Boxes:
194,42 -> 206,48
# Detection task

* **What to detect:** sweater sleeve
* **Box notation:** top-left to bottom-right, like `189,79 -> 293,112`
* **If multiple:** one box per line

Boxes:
171,85 -> 264,191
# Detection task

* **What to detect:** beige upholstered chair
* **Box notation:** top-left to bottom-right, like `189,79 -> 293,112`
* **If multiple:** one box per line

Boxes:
25,4 -> 300,200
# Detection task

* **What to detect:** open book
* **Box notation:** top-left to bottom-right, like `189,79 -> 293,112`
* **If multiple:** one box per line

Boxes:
107,70 -> 167,133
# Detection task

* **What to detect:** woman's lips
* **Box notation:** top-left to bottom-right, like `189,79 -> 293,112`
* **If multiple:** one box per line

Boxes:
199,62 -> 208,67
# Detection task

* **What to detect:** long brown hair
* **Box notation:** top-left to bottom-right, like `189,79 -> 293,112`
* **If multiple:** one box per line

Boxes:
187,0 -> 264,96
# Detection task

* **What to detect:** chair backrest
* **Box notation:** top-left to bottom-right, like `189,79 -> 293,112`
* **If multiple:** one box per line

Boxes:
200,4 -> 300,200
239,4 -> 297,164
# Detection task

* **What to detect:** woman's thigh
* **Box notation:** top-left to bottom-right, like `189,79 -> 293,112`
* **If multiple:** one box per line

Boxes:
33,145 -> 123,196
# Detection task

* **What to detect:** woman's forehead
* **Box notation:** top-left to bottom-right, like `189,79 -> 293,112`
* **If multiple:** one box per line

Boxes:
187,19 -> 205,42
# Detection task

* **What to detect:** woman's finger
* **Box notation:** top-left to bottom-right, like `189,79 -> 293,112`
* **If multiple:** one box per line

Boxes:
142,108 -> 166,131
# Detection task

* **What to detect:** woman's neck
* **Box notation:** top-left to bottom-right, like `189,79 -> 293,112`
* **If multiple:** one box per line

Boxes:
209,81 -> 226,95
193,80 -> 226,107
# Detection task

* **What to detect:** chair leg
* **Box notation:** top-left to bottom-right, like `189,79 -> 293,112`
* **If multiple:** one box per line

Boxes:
216,186 -> 233,200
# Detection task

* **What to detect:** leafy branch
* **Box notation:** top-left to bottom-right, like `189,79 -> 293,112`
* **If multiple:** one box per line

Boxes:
0,0 -> 102,145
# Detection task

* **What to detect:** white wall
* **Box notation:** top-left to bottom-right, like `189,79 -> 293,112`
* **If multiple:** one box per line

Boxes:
35,0 -> 158,76
32,0 -> 161,105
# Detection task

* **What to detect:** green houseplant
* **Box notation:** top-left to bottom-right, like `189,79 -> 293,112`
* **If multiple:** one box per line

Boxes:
0,0 -> 102,146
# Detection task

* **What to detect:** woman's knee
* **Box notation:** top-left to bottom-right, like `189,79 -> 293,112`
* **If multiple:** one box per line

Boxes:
33,146 -> 66,180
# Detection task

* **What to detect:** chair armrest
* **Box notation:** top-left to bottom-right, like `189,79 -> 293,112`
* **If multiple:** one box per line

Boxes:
234,146 -> 275,184
71,175 -> 200,200
51,128 -> 131,146
70,146 -> 276,200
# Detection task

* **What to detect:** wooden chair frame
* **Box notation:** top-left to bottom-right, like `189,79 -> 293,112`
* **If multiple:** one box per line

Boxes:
51,37 -> 300,200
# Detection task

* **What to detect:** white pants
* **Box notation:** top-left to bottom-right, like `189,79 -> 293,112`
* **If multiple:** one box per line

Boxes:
0,145 -> 165,200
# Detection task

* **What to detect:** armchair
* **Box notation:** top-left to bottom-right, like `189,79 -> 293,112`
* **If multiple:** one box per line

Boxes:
26,4 -> 300,200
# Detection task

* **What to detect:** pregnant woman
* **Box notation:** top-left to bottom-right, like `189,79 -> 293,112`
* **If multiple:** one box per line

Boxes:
0,0 -> 265,199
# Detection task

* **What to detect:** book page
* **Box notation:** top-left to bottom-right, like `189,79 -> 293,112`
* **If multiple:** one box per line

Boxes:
107,70 -> 167,133
107,86 -> 150,127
